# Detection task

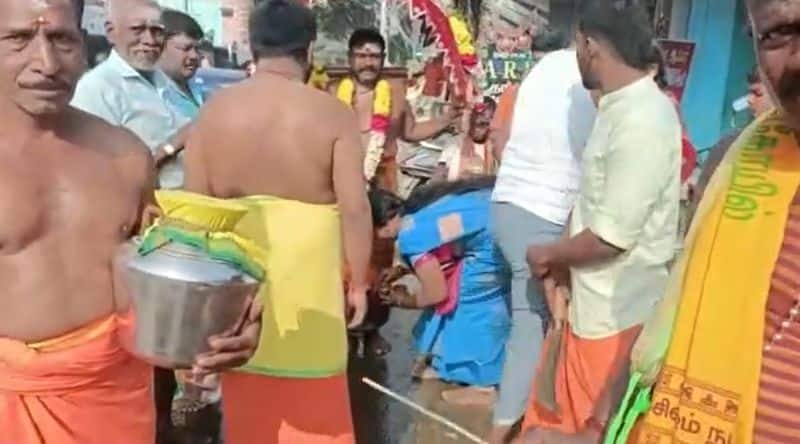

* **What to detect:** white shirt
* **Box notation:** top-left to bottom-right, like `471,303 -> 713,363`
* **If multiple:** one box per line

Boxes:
569,76 -> 682,339
492,49 -> 597,225
71,50 -> 190,189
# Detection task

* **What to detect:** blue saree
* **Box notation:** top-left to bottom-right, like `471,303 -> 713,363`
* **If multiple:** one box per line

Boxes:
398,189 -> 510,387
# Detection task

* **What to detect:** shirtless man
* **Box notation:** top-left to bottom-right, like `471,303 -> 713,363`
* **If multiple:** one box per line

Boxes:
334,28 -> 461,192
334,28 -> 461,357
183,1 -> 371,442
0,1 -> 260,443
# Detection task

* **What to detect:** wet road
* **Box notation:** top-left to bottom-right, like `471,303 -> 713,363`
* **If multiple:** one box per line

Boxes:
348,309 -> 492,444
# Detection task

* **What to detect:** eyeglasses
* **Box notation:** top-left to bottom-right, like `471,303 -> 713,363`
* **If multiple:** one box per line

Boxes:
755,22 -> 800,50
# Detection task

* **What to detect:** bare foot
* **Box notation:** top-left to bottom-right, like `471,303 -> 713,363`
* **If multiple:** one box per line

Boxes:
441,386 -> 497,407
488,420 -> 523,444
410,355 -> 433,380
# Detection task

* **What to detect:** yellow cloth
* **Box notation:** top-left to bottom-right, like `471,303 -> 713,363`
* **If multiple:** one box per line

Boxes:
153,191 -> 345,378
155,190 -> 249,231
631,111 -> 800,443
232,196 -> 347,378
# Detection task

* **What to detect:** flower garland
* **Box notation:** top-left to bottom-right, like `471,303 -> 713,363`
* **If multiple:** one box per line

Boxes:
336,78 -> 392,181
448,15 -> 478,70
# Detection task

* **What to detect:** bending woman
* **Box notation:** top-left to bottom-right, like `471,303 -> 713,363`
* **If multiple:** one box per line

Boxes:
369,177 -> 511,403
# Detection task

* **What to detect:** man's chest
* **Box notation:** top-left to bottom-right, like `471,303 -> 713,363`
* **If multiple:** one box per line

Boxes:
0,155 -> 140,253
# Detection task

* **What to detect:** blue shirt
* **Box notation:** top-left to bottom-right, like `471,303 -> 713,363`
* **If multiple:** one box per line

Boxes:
71,50 -> 190,189
163,75 -> 205,121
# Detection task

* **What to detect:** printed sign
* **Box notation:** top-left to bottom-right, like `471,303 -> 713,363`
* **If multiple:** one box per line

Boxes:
483,50 -> 534,99
658,39 -> 696,103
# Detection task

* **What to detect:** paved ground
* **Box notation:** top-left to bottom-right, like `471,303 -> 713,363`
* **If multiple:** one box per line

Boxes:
348,309 -> 493,444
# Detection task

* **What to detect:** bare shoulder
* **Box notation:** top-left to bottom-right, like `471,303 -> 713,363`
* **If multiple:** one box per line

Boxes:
307,86 -> 357,129
67,108 -> 154,187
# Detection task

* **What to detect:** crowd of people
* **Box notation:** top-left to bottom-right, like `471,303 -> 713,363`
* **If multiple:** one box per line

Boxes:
0,0 -> 798,443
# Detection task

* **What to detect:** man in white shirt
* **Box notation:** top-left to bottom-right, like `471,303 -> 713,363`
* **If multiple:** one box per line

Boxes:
71,0 -> 190,189
488,44 -> 597,442
521,1 -> 681,441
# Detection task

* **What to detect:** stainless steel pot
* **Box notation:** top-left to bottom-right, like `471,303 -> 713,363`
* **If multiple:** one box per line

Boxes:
115,238 -> 260,369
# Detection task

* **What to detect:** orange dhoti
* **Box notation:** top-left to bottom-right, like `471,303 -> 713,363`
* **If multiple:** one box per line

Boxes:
222,372 -> 355,443
521,325 -> 642,443
0,316 -> 154,444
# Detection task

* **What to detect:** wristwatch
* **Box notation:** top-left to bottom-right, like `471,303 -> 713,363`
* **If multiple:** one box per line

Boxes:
162,143 -> 178,157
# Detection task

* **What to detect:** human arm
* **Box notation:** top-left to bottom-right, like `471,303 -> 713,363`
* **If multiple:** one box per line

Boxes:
153,122 -> 194,168
489,85 -> 518,161
528,123 -> 680,281
332,108 -> 373,328
183,108 -> 214,194
382,255 -> 448,308
401,101 -> 461,143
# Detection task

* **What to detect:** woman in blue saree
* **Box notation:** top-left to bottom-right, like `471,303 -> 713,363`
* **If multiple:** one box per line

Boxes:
369,177 -> 511,402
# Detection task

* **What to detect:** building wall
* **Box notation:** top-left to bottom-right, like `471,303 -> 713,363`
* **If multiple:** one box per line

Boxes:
680,0 -> 753,154
221,0 -> 253,48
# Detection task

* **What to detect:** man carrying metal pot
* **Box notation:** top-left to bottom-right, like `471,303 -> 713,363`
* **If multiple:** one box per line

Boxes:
0,1 -> 262,443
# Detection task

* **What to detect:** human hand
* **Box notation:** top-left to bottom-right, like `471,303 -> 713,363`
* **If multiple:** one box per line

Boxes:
193,297 -> 262,375
527,244 -> 570,287
379,284 -> 410,307
543,277 -> 569,331
347,286 -> 368,329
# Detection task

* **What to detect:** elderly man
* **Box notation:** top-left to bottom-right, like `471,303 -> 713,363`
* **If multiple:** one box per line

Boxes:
614,1 -> 800,443
71,0 -> 190,190
521,1 -> 682,442
0,1 -> 260,443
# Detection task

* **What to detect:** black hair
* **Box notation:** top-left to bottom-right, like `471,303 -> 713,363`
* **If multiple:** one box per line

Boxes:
162,9 -> 204,40
367,176 -> 496,228
404,176 -> 496,215
367,187 -> 405,228
72,0 -> 85,28
249,0 -> 317,64
647,43 -> 668,89
532,28 -> 566,53
349,28 -> 386,53
577,0 -> 654,70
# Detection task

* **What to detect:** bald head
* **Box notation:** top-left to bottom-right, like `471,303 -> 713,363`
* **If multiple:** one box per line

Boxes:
107,0 -> 160,23
105,0 -> 164,71
746,0 -> 800,131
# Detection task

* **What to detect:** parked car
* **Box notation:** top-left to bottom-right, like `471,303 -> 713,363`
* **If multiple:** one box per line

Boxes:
191,67 -> 248,100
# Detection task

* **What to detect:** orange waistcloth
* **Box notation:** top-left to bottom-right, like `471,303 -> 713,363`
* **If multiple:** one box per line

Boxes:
523,324 -> 642,437
222,372 -> 355,444
0,316 -> 154,444
491,84 -> 519,132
